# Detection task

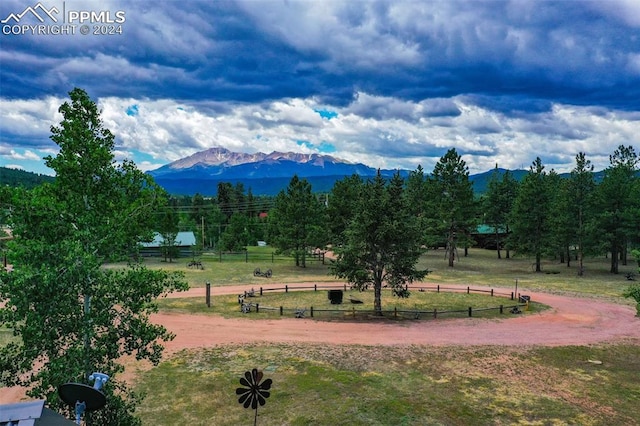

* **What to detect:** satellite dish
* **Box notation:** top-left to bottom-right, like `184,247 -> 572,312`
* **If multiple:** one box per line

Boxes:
58,372 -> 109,424
58,382 -> 106,412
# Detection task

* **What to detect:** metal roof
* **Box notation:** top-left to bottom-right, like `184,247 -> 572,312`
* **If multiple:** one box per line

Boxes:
140,231 -> 197,248
0,400 -> 76,426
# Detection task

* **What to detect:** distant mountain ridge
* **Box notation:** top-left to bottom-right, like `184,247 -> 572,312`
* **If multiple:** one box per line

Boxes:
149,147 -> 613,196
148,147 -> 401,195
156,147 -> 346,171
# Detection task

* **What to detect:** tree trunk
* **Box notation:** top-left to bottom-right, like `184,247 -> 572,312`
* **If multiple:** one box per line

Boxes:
566,246 -> 571,268
610,245 -> 619,274
505,225 -> 511,259
496,231 -> 501,259
447,232 -> 455,267
578,247 -> 584,276
374,275 -> 383,316
448,246 -> 455,267
535,253 -> 542,272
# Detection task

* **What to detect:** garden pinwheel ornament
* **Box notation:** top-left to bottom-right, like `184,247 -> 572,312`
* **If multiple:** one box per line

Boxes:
236,368 -> 272,425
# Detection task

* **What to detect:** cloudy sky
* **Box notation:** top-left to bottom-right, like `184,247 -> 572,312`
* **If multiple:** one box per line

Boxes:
1,0 -> 639,176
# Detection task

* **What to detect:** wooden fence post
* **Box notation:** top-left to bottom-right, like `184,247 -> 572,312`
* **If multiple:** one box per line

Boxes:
256,303 -> 259,313
491,289 -> 494,297
310,306 -> 314,317
468,307 -> 472,317
467,286 -> 470,294
434,308 -> 437,319
260,287 -> 263,296
280,306 -> 283,316
500,305 -> 503,314
285,285 -> 288,293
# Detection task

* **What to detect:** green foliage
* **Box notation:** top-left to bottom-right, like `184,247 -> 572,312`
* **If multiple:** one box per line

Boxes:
326,174 -> 364,246
482,166 -> 518,258
424,148 -> 477,267
592,145 -> 639,273
622,284 -> 640,316
0,88 -> 188,424
509,157 -> 553,272
567,153 -> 596,275
0,166 -> 55,188
268,175 -> 325,267
332,171 -> 429,315
219,213 -> 252,251
158,198 -> 180,262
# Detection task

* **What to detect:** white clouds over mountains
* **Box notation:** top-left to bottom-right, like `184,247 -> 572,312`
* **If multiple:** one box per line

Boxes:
1,0 -> 638,175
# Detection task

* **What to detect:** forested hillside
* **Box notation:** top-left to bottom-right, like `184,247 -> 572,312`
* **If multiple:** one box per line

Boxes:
0,167 -> 55,188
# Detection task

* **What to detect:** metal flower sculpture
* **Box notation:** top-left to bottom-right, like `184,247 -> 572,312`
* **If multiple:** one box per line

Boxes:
236,368 -> 272,425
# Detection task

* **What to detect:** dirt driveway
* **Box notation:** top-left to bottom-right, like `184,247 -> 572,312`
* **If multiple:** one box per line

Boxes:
2,283 -> 638,404
156,283 -> 640,352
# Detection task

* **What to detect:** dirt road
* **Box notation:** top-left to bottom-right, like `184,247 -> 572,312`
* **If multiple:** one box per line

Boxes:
2,283 -> 638,404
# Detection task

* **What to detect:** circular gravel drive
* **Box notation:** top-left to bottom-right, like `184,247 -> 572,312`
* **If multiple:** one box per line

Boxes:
155,283 -> 640,353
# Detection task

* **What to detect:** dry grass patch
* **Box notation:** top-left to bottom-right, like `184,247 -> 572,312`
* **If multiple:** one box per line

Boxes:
134,343 -> 640,426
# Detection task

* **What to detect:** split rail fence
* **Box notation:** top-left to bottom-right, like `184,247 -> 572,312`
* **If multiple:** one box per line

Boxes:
235,284 -> 530,320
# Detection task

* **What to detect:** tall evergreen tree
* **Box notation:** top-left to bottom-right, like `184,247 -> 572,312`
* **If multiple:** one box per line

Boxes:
547,170 -> 574,265
268,175 -> 324,267
593,145 -> 639,273
332,171 -> 429,315
425,149 -> 476,267
405,165 -> 429,245
510,157 -> 552,272
483,166 -> 519,259
158,197 -> 180,262
568,152 -> 595,276
325,174 -> 364,246
0,88 -> 187,424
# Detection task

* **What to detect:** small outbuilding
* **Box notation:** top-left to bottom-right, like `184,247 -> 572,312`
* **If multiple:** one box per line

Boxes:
139,231 -> 197,257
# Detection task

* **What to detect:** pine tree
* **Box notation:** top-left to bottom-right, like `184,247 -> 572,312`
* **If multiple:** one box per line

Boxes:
332,171 -> 429,315
510,157 -> 552,272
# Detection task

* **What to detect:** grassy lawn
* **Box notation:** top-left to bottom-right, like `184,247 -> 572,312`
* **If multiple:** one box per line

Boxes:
418,249 -> 638,300
130,247 -> 639,425
121,246 -> 637,302
134,343 -> 640,426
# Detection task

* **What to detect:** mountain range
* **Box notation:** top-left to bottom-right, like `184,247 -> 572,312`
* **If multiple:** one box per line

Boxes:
147,147 -> 520,196
3,147 -> 609,196
148,147 -> 405,195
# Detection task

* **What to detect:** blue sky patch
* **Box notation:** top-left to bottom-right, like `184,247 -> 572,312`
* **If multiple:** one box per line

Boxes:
318,142 -> 336,153
315,109 -> 338,120
126,104 -> 139,116
296,140 -> 314,149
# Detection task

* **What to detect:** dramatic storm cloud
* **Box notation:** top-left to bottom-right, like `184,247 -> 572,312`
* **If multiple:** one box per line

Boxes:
1,0 -> 638,175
